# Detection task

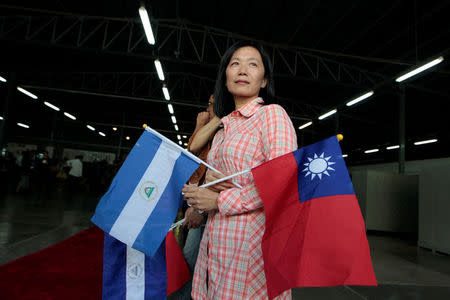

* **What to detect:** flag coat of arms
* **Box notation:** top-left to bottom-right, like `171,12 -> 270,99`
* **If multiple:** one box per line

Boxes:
251,136 -> 377,299
91,129 -> 199,257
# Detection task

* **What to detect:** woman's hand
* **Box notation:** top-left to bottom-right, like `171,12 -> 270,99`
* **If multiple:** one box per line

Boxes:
196,111 -> 210,128
182,184 -> 219,212
205,170 -> 235,192
183,207 -> 204,229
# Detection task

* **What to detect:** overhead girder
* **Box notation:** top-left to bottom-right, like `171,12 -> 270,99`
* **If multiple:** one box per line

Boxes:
18,71 -> 319,121
0,8 -> 384,88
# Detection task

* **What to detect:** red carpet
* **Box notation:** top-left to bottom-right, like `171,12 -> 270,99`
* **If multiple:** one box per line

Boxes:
0,226 -> 104,300
0,227 -> 190,299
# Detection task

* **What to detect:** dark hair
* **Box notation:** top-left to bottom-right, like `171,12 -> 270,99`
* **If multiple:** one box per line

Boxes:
213,41 -> 275,118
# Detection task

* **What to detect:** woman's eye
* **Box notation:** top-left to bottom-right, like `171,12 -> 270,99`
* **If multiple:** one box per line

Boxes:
230,61 -> 238,66
250,62 -> 257,67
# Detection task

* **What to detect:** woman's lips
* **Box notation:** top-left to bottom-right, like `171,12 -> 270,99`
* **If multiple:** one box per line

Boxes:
235,80 -> 249,84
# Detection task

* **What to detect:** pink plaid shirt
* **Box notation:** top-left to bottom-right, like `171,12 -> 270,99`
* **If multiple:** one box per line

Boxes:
192,98 -> 298,299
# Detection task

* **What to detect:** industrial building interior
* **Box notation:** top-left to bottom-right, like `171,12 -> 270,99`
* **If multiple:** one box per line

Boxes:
0,1 -> 449,299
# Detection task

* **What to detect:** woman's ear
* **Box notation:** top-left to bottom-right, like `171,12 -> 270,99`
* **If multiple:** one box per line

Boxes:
261,77 -> 268,88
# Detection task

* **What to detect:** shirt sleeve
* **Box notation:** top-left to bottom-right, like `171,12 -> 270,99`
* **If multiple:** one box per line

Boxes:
217,105 -> 297,216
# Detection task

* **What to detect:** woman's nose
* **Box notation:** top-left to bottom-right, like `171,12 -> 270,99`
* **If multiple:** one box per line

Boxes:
238,64 -> 248,75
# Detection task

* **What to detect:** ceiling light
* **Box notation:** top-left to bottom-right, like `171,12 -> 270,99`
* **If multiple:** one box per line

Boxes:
0,116 -> 3,120
386,145 -> 400,150
99,132 -> 106,137
87,125 -> 96,131
112,127 -> 117,131
171,115 -> 177,124
346,91 -> 374,106
17,122 -> 30,129
182,135 -> 187,138
17,87 -> 38,99
318,109 -> 337,120
178,141 -> 182,145
342,154 -> 348,158
64,112 -> 76,120
168,104 -> 174,114
396,56 -> 444,82
126,136 -> 130,140
44,101 -> 60,111
154,59 -> 165,81
174,124 -> 179,131
414,139 -> 438,145
183,143 -> 188,146
0,76 -> 6,82
364,149 -> 379,154
138,5 -> 155,45
298,121 -> 312,130
162,86 -> 170,100
177,135 -> 181,140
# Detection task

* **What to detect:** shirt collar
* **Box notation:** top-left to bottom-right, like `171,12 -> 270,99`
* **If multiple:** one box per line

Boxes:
227,97 -> 264,118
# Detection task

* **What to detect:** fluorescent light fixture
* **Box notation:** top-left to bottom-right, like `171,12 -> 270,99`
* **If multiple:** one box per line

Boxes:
396,56 -> 444,82
126,136 -> 130,140
112,127 -> 117,131
168,104 -> 174,114
318,109 -> 337,120
17,87 -> 38,99
178,141 -> 182,145
99,132 -> 106,137
44,101 -> 60,111
64,112 -> 76,120
386,145 -> 400,150
0,76 -> 6,82
414,139 -> 438,145
162,86 -> 170,100
17,122 -> 30,129
171,115 -> 177,124
174,124 -> 179,131
298,121 -> 313,130
139,5 -> 155,45
154,59 -> 165,81
182,135 -> 187,138
342,154 -> 348,158
364,149 -> 379,154
87,125 -> 96,131
346,91 -> 374,107
177,135 -> 181,140
184,143 -> 188,146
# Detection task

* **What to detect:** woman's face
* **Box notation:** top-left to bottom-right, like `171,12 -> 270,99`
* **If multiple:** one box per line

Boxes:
225,46 -> 267,101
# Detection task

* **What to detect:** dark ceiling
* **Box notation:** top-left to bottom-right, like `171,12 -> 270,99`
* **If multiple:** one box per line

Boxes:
0,0 -> 449,165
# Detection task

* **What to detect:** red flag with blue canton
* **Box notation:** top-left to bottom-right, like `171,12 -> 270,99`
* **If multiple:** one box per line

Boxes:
252,136 -> 377,299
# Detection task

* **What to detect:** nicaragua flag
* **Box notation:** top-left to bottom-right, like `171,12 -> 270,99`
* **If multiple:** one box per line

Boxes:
102,230 -> 190,300
252,136 -> 377,299
92,127 -> 200,257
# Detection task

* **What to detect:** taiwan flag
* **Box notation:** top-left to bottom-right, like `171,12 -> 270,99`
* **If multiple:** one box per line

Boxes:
252,136 -> 377,299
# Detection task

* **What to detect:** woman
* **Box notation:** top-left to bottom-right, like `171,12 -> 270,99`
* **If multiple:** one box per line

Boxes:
182,41 -> 297,299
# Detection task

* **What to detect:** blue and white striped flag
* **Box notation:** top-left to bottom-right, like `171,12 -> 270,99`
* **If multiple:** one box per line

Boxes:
102,232 -> 167,300
91,127 -> 199,257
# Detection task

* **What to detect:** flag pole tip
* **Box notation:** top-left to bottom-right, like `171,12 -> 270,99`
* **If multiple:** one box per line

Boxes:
143,123 -> 147,128
337,134 -> 343,141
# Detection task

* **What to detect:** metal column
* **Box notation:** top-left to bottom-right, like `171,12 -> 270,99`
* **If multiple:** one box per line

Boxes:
398,85 -> 406,174
0,72 -> 17,149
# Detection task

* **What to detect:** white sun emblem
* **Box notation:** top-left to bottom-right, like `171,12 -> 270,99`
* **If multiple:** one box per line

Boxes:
302,152 -> 336,180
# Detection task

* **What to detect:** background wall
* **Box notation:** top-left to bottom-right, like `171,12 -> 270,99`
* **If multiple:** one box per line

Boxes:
350,157 -> 450,254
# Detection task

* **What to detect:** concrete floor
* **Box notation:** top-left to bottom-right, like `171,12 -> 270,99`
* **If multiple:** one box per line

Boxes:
1,186 -> 450,299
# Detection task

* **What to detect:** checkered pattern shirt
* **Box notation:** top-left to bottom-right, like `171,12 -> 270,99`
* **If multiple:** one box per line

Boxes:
192,98 -> 297,299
